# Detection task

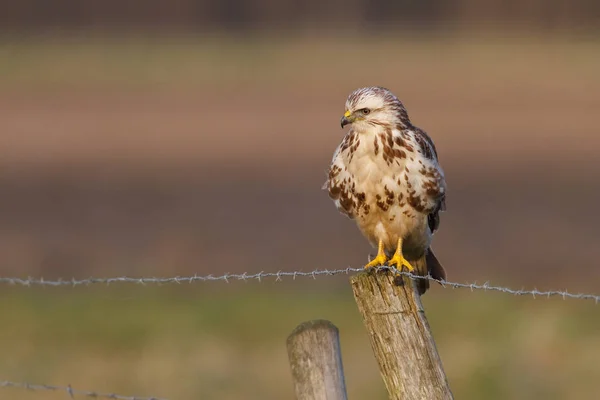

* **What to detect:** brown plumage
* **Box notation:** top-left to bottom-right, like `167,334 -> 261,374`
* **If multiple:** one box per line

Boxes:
324,86 -> 447,294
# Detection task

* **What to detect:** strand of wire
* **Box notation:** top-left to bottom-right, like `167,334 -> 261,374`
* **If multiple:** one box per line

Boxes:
0,380 -> 167,400
1,267 -> 599,304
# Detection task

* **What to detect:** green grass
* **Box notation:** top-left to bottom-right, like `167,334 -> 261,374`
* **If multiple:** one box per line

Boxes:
1,34 -> 599,90
1,282 -> 600,399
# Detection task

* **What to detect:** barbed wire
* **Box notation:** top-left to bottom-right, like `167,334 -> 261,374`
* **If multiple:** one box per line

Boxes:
1,269 -> 598,399
1,267 -> 599,303
0,380 -> 167,400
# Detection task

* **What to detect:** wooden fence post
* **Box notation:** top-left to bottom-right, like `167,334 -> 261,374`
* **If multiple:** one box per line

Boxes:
350,264 -> 453,400
286,319 -> 348,400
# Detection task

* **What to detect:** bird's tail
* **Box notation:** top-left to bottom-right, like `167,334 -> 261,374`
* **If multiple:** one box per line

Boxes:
415,247 -> 447,295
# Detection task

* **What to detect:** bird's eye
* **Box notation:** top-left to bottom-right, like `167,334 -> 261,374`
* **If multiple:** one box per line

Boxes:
361,108 -> 370,115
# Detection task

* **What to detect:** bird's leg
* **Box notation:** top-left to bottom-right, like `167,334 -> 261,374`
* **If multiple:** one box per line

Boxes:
365,239 -> 388,269
387,238 -> 415,273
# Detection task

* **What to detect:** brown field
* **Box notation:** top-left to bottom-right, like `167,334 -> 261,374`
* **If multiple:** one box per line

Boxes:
1,35 -> 600,399
2,36 -> 600,287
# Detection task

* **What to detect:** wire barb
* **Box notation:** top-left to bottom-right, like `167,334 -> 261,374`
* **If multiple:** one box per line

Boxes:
0,380 -> 167,400
1,267 -> 599,303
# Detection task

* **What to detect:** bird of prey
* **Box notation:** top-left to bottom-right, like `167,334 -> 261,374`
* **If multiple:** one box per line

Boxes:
324,87 -> 447,293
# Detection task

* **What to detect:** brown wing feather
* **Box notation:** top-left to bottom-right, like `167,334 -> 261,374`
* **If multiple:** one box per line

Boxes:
427,196 -> 445,233
412,126 -> 438,160
412,126 -> 446,233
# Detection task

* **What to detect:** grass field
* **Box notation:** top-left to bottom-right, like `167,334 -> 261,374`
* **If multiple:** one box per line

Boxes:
2,34 -> 600,399
2,282 -> 600,400
1,34 -> 600,89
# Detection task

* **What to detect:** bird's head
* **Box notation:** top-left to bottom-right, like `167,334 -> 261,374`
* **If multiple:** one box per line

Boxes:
340,86 -> 410,131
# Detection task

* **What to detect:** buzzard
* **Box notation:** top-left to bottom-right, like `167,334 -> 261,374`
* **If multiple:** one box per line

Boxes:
324,87 -> 447,293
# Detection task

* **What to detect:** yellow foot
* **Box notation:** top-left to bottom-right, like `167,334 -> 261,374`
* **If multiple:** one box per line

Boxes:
387,253 -> 414,273
365,239 -> 387,269
365,253 -> 388,269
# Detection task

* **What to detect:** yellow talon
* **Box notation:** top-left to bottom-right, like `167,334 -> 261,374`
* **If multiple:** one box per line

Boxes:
387,238 -> 414,273
365,239 -> 388,269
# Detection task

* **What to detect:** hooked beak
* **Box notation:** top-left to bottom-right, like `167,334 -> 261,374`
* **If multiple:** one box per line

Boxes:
340,111 -> 353,128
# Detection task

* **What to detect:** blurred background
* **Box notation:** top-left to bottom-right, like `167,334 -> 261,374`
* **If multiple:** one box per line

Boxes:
1,1 -> 600,399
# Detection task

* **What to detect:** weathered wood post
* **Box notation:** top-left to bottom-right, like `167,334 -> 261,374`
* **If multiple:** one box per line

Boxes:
286,319 -> 348,400
351,262 -> 453,400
